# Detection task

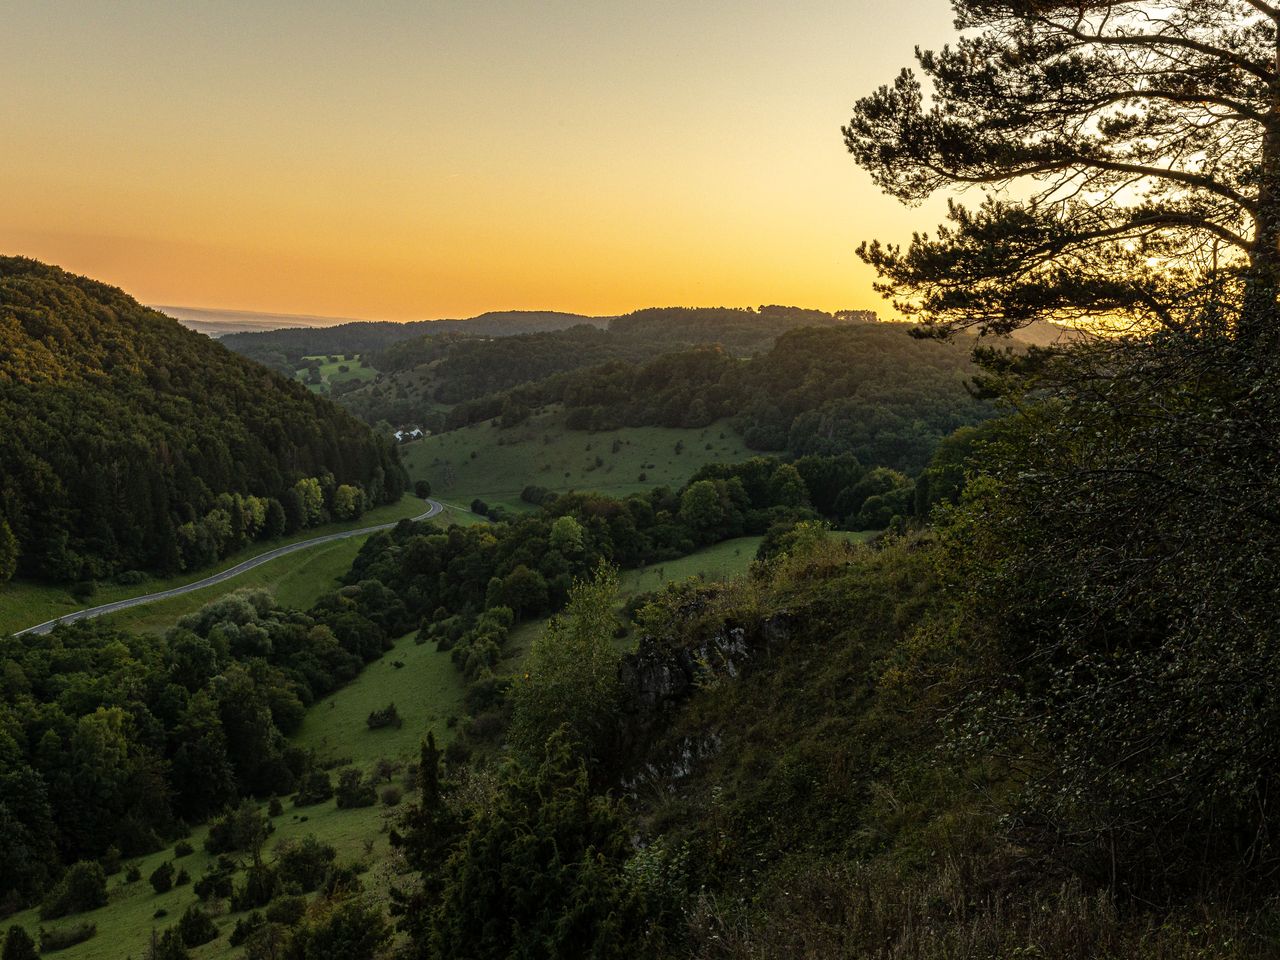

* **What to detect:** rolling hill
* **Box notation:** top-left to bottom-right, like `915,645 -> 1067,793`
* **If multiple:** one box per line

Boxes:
0,257 -> 407,584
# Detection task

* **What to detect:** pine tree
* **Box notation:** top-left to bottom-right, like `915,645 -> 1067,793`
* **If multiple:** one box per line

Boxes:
845,0 -> 1276,340
2,926 -> 37,960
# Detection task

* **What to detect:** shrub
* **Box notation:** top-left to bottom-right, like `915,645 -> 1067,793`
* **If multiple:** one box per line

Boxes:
172,840 -> 193,858
228,912 -> 265,947
275,836 -> 337,893
69,581 -> 96,601
294,768 -> 333,807
38,922 -> 96,953
193,862 -> 233,902
176,905 -> 218,948
100,846 -> 121,876
231,864 -> 278,912
153,909 -> 167,919
268,797 -> 284,817
265,895 -> 307,927
366,703 -> 401,730
145,927 -> 188,960
281,899 -> 389,960
414,479 -> 432,498
3,926 -> 36,960
381,785 -> 403,807
174,868 -> 190,887
204,801 -> 268,855
335,769 -> 377,809
125,864 -> 142,883
149,861 -> 174,894
39,862 -> 107,920
242,922 -> 289,960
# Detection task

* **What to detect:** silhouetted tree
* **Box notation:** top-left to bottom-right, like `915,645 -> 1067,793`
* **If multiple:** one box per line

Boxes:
845,0 -> 1275,340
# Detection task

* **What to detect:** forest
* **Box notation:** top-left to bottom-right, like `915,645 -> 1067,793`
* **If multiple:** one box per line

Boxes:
220,312 -> 603,377
0,258 -> 407,584
444,323 -> 991,473
239,305 -> 885,432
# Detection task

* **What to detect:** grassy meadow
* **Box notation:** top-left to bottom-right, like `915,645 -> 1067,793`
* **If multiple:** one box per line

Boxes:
4,627 -> 466,960
5,788 -> 408,960
294,629 -> 467,767
97,537 -> 369,635
0,496 -> 430,636
401,407 -> 751,512
295,354 -> 377,393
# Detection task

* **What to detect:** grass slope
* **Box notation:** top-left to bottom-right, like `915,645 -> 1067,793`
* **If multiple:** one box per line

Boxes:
505,534 -> 776,664
98,537 -> 369,636
6,793 -> 403,960
294,630 -> 466,767
6,628 -> 465,960
401,407 -> 751,512
0,496 -> 429,635
295,354 -> 377,393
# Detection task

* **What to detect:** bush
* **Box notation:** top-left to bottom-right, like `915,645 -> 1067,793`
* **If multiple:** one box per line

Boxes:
145,927 -> 188,960
174,869 -> 190,887
265,895 -> 307,927
37,922 -> 96,953
69,581 -> 96,602
335,769 -> 377,809
193,862 -> 233,902
125,864 -> 142,883
294,768 -> 333,807
148,860 -> 174,901
366,703 -> 401,730
177,905 -> 218,948
231,864 -> 278,912
268,797 -> 284,818
380,785 -> 403,807
414,479 -> 432,499
3,926 -> 36,960
280,899 -> 389,960
275,836 -> 337,893
204,801 -> 268,855
172,840 -> 193,858
100,846 -> 121,876
228,912 -> 265,947
39,862 -> 107,920
149,861 -> 175,894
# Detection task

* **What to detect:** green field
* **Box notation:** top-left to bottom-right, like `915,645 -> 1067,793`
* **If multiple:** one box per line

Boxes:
97,537 -> 369,635
401,407 -> 751,512
295,354 -> 377,393
5,786 -> 407,960
0,496 -> 430,635
294,629 -> 467,767
4,627 -> 466,960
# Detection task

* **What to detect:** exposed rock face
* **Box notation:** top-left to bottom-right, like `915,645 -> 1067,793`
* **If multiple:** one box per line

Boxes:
615,606 -> 795,786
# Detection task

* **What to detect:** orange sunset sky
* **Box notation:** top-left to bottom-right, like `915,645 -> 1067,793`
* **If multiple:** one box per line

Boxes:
1,1 -> 956,321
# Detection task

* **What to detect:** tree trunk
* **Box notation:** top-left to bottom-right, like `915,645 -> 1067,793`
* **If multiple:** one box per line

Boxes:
1242,34 -> 1280,344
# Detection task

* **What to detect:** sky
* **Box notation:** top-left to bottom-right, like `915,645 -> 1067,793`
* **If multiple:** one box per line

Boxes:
0,1 -> 957,321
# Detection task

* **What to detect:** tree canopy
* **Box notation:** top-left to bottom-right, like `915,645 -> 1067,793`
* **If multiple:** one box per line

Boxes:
0,258 -> 406,581
845,0 -> 1276,338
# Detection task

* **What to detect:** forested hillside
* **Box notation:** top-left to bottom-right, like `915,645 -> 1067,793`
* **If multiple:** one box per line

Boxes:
271,305 -> 883,431
220,311 -> 605,376
447,323 -> 989,474
0,258 -> 406,584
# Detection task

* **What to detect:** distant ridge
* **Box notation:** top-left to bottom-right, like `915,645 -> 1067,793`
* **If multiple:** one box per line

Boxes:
155,305 -> 377,337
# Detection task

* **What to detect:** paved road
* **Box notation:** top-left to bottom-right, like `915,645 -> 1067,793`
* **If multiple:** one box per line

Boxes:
15,498 -> 444,636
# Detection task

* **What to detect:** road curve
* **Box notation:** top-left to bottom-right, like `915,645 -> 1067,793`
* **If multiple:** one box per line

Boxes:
15,498 -> 444,637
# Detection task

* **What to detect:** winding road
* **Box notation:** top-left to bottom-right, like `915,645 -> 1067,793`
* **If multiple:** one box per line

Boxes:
15,498 -> 444,637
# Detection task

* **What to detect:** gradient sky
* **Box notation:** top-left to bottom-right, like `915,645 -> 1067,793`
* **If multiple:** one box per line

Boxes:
0,1 -> 956,321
